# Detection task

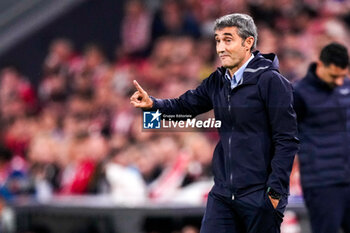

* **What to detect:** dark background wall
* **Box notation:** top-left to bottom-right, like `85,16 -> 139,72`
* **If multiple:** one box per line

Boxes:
0,0 -> 124,86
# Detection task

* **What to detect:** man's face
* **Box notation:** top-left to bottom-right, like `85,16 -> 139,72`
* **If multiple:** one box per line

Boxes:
317,61 -> 348,88
215,27 -> 253,71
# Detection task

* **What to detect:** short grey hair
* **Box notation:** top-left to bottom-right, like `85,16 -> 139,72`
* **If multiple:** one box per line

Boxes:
214,13 -> 258,51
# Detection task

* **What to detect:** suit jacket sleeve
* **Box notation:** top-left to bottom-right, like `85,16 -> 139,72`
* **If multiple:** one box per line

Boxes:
259,71 -> 300,196
292,87 -> 307,122
149,76 -> 213,118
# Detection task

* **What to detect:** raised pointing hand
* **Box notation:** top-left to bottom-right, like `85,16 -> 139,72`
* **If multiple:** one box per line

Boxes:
130,80 -> 153,109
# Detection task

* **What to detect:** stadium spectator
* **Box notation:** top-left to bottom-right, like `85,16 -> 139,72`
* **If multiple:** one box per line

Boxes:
43,38 -> 81,77
120,0 -> 152,57
151,0 -> 201,40
105,145 -> 147,204
0,67 -> 37,117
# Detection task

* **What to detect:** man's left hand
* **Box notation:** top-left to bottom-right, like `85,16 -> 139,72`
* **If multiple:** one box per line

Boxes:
268,196 -> 279,209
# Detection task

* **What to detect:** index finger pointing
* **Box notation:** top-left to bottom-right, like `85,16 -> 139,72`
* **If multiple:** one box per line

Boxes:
133,80 -> 145,93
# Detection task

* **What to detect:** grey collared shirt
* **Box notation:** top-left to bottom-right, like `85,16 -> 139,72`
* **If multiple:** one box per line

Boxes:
225,53 -> 254,89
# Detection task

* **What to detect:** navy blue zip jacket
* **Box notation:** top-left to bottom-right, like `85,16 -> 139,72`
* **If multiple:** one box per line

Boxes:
151,51 -> 299,198
293,63 -> 350,188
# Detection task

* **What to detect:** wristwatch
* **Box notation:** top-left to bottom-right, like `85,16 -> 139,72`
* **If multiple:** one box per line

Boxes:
266,187 -> 282,200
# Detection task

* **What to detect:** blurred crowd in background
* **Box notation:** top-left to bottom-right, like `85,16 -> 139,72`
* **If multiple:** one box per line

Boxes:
0,0 -> 349,232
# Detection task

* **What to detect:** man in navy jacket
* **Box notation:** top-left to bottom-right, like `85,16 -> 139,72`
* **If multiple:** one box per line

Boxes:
293,43 -> 350,233
131,13 -> 299,233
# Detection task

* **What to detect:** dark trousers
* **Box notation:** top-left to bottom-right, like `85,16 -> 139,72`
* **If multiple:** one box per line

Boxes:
200,189 -> 287,233
303,184 -> 350,233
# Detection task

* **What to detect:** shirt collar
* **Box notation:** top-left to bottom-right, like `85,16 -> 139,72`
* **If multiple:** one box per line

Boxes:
225,53 -> 254,83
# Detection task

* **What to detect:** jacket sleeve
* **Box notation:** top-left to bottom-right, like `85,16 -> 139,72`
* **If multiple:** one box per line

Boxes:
259,71 -> 300,196
149,76 -> 213,118
292,87 -> 307,122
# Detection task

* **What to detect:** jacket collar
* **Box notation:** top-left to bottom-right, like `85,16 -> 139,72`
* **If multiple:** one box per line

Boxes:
218,51 -> 280,86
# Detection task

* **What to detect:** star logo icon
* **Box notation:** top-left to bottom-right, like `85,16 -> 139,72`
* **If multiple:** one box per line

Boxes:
150,109 -> 161,122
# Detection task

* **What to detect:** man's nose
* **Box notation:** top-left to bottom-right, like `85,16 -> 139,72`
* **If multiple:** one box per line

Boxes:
335,77 -> 345,86
216,42 -> 225,54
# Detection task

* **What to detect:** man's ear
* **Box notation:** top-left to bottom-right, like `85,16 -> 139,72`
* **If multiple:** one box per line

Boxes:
316,60 -> 323,68
315,60 -> 326,80
244,37 -> 254,51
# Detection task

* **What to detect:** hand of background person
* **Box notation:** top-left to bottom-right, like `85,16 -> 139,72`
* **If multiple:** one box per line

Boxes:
268,196 -> 279,209
130,80 -> 153,109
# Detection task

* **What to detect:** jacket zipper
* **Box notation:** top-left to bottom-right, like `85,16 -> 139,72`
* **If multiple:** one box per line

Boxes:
227,91 -> 234,198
